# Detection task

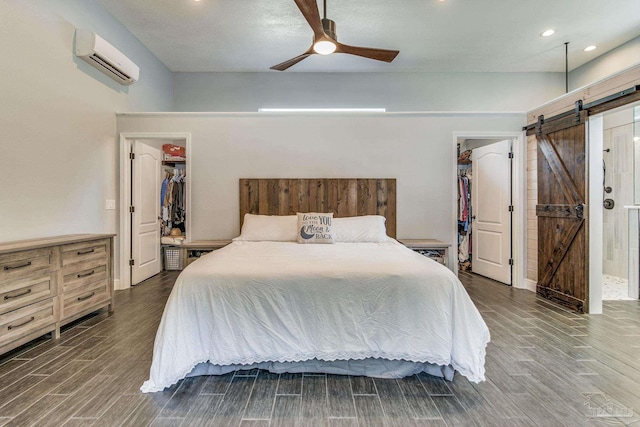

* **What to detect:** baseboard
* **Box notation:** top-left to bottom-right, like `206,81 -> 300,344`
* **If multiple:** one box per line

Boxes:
114,278 -> 129,291
524,279 -> 537,293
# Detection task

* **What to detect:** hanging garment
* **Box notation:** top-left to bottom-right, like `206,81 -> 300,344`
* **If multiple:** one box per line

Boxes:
457,175 -> 471,232
458,234 -> 469,262
457,169 -> 472,265
160,177 -> 168,208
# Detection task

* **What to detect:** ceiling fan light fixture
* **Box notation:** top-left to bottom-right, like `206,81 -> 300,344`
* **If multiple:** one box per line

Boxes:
270,0 -> 399,71
313,40 -> 337,55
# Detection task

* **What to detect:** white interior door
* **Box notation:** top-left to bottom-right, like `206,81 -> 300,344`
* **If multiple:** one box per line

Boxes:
472,139 -> 512,284
132,141 -> 161,285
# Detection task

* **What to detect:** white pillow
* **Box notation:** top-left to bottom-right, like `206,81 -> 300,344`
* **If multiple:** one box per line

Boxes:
297,212 -> 335,244
234,214 -> 297,241
333,215 -> 388,242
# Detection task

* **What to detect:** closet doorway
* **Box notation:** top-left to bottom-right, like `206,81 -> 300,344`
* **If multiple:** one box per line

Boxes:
454,132 -> 525,288
119,132 -> 191,289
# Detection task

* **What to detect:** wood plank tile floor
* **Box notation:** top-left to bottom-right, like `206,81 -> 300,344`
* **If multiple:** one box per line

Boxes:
1,271 -> 639,426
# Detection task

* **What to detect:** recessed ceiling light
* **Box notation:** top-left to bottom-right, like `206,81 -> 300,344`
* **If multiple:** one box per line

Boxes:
541,29 -> 555,37
584,45 -> 597,52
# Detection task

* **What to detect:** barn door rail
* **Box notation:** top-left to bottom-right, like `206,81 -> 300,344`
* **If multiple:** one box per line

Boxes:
523,85 -> 640,135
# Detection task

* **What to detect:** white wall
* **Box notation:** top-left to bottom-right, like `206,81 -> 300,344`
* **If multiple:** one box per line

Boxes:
117,113 -> 524,252
570,35 -> 640,91
0,1 -> 172,243
174,72 -> 564,112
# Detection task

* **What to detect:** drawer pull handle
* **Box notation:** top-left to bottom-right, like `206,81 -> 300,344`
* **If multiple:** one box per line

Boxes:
77,249 -> 95,255
4,261 -> 32,271
77,292 -> 95,301
8,316 -> 35,330
77,270 -> 95,278
4,289 -> 32,300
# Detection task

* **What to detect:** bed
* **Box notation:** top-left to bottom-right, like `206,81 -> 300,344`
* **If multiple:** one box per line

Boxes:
141,179 -> 489,393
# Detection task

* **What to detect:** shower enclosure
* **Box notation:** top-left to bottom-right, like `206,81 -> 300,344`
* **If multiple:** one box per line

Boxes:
602,105 -> 637,300
627,105 -> 640,300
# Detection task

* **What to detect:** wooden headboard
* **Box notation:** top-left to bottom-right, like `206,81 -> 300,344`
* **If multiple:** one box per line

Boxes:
239,179 -> 396,238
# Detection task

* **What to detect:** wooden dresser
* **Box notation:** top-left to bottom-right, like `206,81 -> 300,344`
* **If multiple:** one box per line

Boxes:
0,234 -> 114,355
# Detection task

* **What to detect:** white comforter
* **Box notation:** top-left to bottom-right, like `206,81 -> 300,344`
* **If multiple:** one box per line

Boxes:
141,240 -> 489,392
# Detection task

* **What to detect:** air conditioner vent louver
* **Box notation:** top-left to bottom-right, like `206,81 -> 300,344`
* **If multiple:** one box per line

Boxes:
88,53 -> 133,83
75,29 -> 139,86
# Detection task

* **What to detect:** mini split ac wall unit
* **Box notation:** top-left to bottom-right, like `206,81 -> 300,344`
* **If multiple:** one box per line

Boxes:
75,29 -> 139,85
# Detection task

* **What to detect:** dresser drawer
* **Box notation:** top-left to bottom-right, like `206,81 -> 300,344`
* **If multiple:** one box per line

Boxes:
61,280 -> 109,320
61,239 -> 109,268
0,272 -> 57,315
0,248 -> 53,284
0,298 -> 56,346
62,262 -> 107,293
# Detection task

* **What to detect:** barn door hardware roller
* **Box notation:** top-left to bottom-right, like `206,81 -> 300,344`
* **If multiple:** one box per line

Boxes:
574,100 -> 583,124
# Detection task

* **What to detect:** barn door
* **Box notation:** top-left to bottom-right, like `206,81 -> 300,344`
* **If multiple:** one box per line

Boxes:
536,111 -> 588,313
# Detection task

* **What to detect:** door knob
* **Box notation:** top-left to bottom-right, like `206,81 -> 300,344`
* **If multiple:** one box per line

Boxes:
603,199 -> 615,210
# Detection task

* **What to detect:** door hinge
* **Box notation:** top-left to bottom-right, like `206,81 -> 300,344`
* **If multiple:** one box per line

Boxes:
129,152 -> 135,160
508,152 -> 514,159
508,258 -> 514,266
508,205 -> 514,212
129,259 -> 135,266
129,206 -> 135,213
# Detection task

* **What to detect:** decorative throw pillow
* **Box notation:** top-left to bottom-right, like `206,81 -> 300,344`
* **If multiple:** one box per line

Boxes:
296,212 -> 335,244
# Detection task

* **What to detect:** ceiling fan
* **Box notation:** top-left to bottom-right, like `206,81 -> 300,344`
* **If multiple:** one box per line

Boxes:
270,0 -> 400,71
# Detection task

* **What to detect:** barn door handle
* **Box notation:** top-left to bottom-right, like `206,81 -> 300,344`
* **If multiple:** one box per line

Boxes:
575,204 -> 584,221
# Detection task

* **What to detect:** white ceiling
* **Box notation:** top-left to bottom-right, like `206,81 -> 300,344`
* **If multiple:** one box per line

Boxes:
98,0 -> 640,73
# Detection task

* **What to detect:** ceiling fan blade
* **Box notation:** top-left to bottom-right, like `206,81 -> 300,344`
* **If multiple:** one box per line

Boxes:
270,51 -> 314,71
335,43 -> 399,63
293,0 -> 325,39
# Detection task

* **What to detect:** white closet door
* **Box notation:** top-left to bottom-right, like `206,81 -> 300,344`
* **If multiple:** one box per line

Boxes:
472,139 -> 512,285
132,141 -> 162,285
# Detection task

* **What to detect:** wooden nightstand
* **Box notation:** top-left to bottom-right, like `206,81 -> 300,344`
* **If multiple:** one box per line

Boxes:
398,239 -> 451,268
181,240 -> 232,268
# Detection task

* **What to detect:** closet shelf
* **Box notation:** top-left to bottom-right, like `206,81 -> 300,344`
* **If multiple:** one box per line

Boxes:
162,160 -> 186,166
